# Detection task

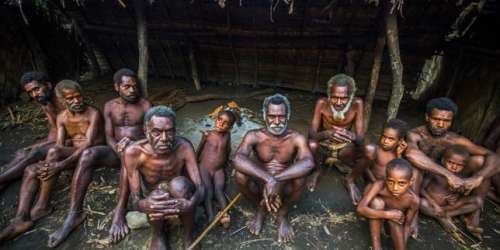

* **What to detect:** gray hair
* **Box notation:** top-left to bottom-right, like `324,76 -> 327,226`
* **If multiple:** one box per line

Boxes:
144,106 -> 176,126
326,74 -> 357,99
262,93 -> 291,120
55,80 -> 82,98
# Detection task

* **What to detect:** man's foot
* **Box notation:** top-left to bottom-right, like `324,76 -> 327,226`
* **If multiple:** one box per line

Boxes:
438,217 -> 458,233
0,217 -> 33,242
109,213 -> 129,244
464,216 -> 483,240
410,214 -> 419,239
220,213 -> 230,229
247,207 -> 266,235
277,216 -> 295,244
47,212 -> 87,248
345,180 -> 361,206
30,206 -> 53,221
306,172 -> 320,192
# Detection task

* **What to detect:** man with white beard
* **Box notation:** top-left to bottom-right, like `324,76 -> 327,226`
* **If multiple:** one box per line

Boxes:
306,74 -> 365,200
232,94 -> 314,243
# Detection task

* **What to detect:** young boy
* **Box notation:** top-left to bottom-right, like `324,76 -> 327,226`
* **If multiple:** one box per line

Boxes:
348,119 -> 408,205
357,159 -> 420,250
420,145 -> 483,239
197,109 -> 239,227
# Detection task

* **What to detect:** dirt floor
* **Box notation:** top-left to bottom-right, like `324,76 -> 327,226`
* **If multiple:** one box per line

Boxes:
0,77 -> 499,250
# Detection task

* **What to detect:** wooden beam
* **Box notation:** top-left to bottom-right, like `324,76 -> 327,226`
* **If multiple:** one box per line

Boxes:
134,0 -> 149,97
385,0 -> 404,121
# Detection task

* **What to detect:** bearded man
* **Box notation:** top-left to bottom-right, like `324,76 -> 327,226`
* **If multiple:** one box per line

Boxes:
0,72 -> 64,191
306,74 -> 364,199
232,94 -> 314,243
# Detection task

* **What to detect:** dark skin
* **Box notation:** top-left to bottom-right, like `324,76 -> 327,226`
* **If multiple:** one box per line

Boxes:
357,169 -> 420,250
233,103 -> 314,243
483,118 -> 500,204
197,112 -> 233,227
47,76 -> 151,248
420,152 -> 483,239
350,127 -> 407,205
125,115 -> 203,250
0,87 -> 104,243
405,108 -> 499,237
307,84 -> 364,194
0,80 -> 64,191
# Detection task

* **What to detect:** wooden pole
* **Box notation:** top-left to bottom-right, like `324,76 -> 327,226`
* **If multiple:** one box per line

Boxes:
364,26 -> 386,130
134,0 -> 149,97
187,193 -> 241,250
385,0 -> 404,121
189,46 -> 202,91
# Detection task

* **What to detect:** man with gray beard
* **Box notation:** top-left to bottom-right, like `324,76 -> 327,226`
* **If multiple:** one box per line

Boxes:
307,74 -> 365,201
233,94 -> 314,243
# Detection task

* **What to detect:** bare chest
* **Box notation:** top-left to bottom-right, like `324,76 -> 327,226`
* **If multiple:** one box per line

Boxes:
255,138 -> 296,163
64,117 -> 90,139
111,105 -> 145,127
140,155 -> 184,184
321,108 -> 356,129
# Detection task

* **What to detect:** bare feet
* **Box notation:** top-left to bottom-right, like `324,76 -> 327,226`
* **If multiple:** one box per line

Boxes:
306,172 -> 320,192
247,206 -> 266,235
0,217 -> 33,242
437,216 -> 458,233
47,212 -> 87,248
464,216 -> 483,240
30,206 -> 53,221
220,213 -> 230,229
277,216 -> 295,244
410,213 -> 419,239
109,213 -> 129,244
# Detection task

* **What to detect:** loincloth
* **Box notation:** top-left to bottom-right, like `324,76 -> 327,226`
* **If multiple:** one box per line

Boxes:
319,141 -> 352,174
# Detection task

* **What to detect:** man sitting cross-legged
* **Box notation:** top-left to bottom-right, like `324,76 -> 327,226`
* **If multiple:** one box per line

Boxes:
232,94 -> 314,243
0,80 -> 104,243
420,145 -> 483,239
124,106 -> 204,250
0,72 -> 64,192
47,69 -> 151,247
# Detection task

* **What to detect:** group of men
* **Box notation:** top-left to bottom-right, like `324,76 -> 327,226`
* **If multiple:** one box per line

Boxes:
0,71 -> 498,250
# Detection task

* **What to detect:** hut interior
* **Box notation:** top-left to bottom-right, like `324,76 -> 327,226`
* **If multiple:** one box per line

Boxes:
0,0 -> 499,249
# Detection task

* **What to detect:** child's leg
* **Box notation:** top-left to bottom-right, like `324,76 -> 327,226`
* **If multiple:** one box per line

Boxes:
420,198 -> 458,233
368,197 -> 385,250
388,221 -> 405,250
213,169 -> 230,227
200,166 -> 215,222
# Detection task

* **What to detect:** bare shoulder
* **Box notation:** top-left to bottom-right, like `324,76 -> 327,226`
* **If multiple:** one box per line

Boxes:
177,136 -> 196,151
139,98 -> 152,109
407,126 -> 425,141
316,97 -> 328,107
124,139 -> 148,158
87,105 -> 103,117
353,97 -> 364,109
288,129 -> 308,143
364,144 -> 377,159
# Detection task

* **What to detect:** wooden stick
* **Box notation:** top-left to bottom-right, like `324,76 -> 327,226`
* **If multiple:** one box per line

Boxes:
187,193 -> 242,250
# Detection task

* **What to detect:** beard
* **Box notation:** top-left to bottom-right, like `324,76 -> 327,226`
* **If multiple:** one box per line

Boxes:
35,95 -> 51,105
67,103 -> 85,113
427,124 -> 447,137
266,121 -> 288,136
147,133 -> 175,154
121,93 -> 140,103
330,95 -> 354,122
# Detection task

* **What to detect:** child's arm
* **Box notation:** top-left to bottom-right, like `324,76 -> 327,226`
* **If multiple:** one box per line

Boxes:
358,144 -> 377,182
420,184 -> 445,217
404,194 -> 420,240
196,130 -> 208,160
366,168 -> 377,183
357,181 -> 404,224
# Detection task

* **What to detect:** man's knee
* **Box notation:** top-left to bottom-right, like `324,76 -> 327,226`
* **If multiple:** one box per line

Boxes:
234,170 -> 248,185
309,140 -> 319,153
78,148 -> 98,168
369,198 -> 385,210
24,164 -> 38,178
169,176 -> 194,199
46,146 -> 62,161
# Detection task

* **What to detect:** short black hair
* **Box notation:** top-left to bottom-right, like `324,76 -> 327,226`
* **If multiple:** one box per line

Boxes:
385,119 -> 408,139
386,158 -> 413,180
443,145 -> 470,160
426,97 -> 458,116
20,71 -> 49,87
144,106 -> 176,126
113,68 -> 137,85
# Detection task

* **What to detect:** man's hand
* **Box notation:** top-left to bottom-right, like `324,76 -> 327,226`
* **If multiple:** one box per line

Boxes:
170,198 -> 195,214
36,161 -> 64,181
396,140 -> 408,158
385,209 -> 405,224
263,177 -> 281,212
115,137 -> 132,153
327,126 -> 355,144
446,174 -> 465,193
464,176 -> 484,195
139,193 -> 179,220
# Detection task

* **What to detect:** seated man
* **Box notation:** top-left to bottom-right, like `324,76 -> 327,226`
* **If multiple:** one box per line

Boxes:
405,97 -> 500,236
232,94 -> 314,243
124,106 -> 203,250
420,145 -> 483,239
483,117 -> 500,204
357,159 -> 420,250
349,119 -> 408,205
0,80 -> 104,242
0,72 -> 64,191
197,109 -> 239,227
307,74 -> 364,197
47,69 -> 151,247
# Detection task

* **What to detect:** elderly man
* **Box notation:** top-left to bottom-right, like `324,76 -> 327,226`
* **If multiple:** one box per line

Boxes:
306,74 -> 364,201
405,97 -> 500,238
232,94 -> 314,243
47,69 -> 151,247
0,72 -> 64,191
0,80 -> 104,242
124,106 -> 203,250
